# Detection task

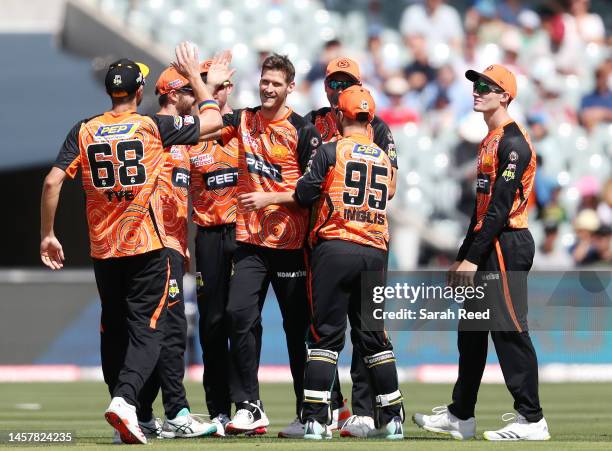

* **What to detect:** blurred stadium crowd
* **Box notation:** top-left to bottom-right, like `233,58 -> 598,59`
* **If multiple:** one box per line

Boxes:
95,0 -> 611,269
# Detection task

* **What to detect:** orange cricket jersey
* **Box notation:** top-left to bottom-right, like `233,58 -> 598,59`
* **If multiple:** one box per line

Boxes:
296,134 -> 391,251
189,137 -> 239,227
221,107 -> 322,249
55,111 -> 200,259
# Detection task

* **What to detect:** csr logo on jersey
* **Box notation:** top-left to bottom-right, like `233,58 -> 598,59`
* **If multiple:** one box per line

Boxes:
204,167 -> 238,190
172,167 -> 190,188
245,152 -> 282,182
352,144 -> 381,161
95,123 -> 139,140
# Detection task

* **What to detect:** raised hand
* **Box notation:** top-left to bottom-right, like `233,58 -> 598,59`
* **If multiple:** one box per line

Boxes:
172,41 -> 202,80
205,49 -> 236,89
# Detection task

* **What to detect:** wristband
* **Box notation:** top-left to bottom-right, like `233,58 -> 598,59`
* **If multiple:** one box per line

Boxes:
198,99 -> 219,112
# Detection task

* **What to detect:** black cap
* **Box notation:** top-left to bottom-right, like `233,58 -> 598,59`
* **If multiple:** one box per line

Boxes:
104,58 -> 150,97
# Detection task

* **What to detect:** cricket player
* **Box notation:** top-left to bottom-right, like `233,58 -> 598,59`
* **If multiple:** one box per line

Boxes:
304,56 -> 399,437
413,64 -> 550,441
239,86 -> 404,440
188,60 -> 240,436
201,54 -> 322,435
40,43 -> 232,444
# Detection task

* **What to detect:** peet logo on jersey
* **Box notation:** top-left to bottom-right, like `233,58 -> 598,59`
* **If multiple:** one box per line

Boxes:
172,167 -> 190,188
245,152 -> 282,182
351,144 -> 381,161
476,173 -> 491,194
204,167 -> 238,190
94,123 -> 139,140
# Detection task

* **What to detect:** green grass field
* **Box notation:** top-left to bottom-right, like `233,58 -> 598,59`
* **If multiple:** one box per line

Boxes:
0,382 -> 610,449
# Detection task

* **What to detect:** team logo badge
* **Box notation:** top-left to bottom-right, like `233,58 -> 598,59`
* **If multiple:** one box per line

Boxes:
310,137 -> 320,147
174,116 -> 184,130
336,58 -> 352,68
360,100 -> 369,110
195,272 -> 204,289
168,279 -> 180,298
271,145 -> 288,158
502,163 -> 516,182
113,75 -> 122,86
509,150 -> 519,162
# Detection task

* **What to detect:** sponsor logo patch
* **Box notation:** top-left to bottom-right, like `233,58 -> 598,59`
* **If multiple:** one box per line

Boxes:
94,123 -> 139,140
246,152 -> 282,182
168,279 -> 180,298
174,116 -> 183,130
276,270 -> 307,278
476,173 -> 491,193
502,163 -> 516,182
172,167 -> 190,187
351,143 -> 381,160
168,79 -> 184,88
184,115 -> 195,125
204,167 -> 239,190
190,153 -> 214,167
195,272 -> 204,289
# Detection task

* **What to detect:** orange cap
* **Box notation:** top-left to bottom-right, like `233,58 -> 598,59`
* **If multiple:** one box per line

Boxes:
155,61 -> 212,95
326,57 -> 361,83
337,85 -> 375,122
155,66 -> 189,95
466,64 -> 517,99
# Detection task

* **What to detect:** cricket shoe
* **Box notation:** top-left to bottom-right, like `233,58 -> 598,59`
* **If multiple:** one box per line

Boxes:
225,401 -> 269,435
413,405 -> 475,440
160,408 -> 217,439
483,413 -> 550,441
331,401 -> 351,430
112,417 -> 161,443
339,415 -> 375,437
104,397 -> 147,444
278,417 -> 303,438
212,413 -> 231,437
367,416 -> 404,440
303,418 -> 332,440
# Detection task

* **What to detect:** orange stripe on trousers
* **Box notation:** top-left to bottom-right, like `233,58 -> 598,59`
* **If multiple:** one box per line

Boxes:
495,240 -> 523,333
150,258 -> 171,329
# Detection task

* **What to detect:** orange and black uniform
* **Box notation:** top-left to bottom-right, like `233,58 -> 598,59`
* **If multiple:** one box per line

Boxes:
306,107 -> 398,416
448,120 -> 543,422
138,128 -> 193,421
189,131 -> 239,418
296,134 -> 403,427
220,107 -> 321,414
54,111 -> 200,408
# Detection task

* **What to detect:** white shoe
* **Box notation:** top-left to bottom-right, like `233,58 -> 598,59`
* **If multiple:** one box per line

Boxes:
112,418 -> 161,444
367,416 -> 404,440
226,401 -> 269,435
304,418 -> 332,440
278,417 -> 304,438
331,401 -> 351,430
212,413 -> 231,437
104,397 -> 147,444
339,415 -> 375,437
160,408 -> 217,439
139,417 -> 162,438
483,413 -> 550,441
413,406 -> 475,440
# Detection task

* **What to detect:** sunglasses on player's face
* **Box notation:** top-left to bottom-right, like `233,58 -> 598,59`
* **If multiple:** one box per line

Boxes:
326,79 -> 356,91
473,79 -> 504,95
177,87 -> 194,95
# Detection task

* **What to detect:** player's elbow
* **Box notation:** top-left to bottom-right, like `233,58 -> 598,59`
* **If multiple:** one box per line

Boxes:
43,168 -> 66,191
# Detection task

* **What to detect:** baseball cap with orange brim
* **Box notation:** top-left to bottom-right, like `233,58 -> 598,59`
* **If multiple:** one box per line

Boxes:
326,57 -> 362,83
105,59 -> 150,97
465,64 -> 517,99
337,85 -> 375,122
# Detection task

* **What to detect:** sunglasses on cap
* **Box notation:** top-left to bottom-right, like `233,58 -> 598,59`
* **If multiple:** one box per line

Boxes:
473,79 -> 504,94
326,79 -> 356,91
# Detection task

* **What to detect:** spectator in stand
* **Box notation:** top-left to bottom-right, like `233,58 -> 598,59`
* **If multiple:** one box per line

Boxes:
360,26 -> 391,94
516,10 -> 550,67
378,76 -> 419,126
597,179 -> 612,227
399,0 -> 463,51
538,4 -> 584,76
571,209 -> 601,265
592,225 -> 612,265
301,39 -> 343,97
404,32 -> 437,113
465,0 -> 506,45
564,0 -> 605,46
533,222 -> 574,269
500,28 -> 527,76
579,63 -> 612,132
425,64 -> 472,121
497,0 -> 530,26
